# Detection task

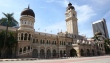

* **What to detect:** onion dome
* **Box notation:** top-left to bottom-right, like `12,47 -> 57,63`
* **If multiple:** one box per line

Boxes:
21,5 -> 35,17
95,32 -> 102,35
66,2 -> 75,10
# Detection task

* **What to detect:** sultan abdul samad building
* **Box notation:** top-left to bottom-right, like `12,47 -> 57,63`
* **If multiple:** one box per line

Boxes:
0,3 -> 105,58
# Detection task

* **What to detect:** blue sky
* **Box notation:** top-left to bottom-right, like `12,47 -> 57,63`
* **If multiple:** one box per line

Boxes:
0,0 -> 110,38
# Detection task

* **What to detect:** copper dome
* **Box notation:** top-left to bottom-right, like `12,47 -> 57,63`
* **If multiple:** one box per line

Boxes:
21,6 -> 35,17
67,2 -> 75,10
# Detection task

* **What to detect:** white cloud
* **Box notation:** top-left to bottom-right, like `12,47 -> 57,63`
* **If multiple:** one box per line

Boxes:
91,0 -> 110,5
79,29 -> 93,38
103,10 -> 110,18
52,0 -> 96,24
74,5 -> 96,24
56,0 -> 69,7
45,0 -> 54,3
45,21 -> 66,34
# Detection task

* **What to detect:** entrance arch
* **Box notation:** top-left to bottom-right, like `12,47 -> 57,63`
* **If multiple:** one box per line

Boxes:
60,50 -> 62,57
32,49 -> 38,58
87,49 -> 90,56
92,49 -> 95,56
40,49 -> 45,58
80,49 -> 84,56
70,49 -> 77,57
53,49 -> 56,58
46,49 -> 51,58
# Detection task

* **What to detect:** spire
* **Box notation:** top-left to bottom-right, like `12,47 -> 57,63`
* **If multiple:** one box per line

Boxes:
68,1 -> 72,6
28,4 -> 30,9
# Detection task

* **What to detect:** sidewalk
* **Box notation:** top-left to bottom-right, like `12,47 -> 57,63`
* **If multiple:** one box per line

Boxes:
0,57 -> 79,61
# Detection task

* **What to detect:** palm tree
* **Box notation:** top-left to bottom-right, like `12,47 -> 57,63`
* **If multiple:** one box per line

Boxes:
0,31 -> 17,58
104,39 -> 110,54
0,13 -> 16,58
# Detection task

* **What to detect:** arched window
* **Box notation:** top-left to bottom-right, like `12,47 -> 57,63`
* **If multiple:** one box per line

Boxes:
24,33 -> 27,40
64,42 -> 65,45
19,48 -> 22,54
55,41 -> 56,45
36,39 -> 38,43
25,21 -> 26,24
23,47 -> 26,53
21,33 -> 23,40
33,39 -> 35,43
62,41 -> 63,45
47,40 -> 48,44
43,40 -> 45,44
49,40 -> 50,44
52,41 -> 54,45
40,39 -> 42,44
28,34 -> 31,40
60,41 -> 61,45
28,46 -> 30,50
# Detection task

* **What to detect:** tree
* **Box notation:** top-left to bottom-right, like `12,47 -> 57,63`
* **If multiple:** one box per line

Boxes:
0,13 -> 17,58
0,31 -> 17,58
104,39 -> 110,54
93,32 -> 110,54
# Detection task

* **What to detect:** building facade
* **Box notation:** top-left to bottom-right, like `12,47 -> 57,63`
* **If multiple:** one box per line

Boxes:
92,18 -> 109,39
0,3 -> 105,58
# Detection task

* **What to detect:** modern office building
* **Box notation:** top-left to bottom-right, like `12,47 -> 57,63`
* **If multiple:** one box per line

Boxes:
92,18 -> 109,39
0,3 -> 105,58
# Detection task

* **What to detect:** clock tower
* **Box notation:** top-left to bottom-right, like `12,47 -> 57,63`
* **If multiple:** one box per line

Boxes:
65,2 -> 78,35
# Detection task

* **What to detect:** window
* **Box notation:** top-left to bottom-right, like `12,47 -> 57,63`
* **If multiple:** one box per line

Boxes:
33,39 -> 35,43
36,39 -> 38,43
49,40 -> 50,45
40,39 -> 42,44
55,41 -> 56,45
19,48 -> 22,54
43,40 -> 45,44
24,33 -> 27,40
21,33 -> 23,40
64,42 -> 65,45
23,47 -> 26,53
62,41 -> 63,45
28,34 -> 31,40
52,41 -> 54,45
28,46 -> 30,50
47,40 -> 48,44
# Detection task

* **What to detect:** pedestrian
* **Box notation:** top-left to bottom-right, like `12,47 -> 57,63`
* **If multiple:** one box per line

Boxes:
64,54 -> 66,57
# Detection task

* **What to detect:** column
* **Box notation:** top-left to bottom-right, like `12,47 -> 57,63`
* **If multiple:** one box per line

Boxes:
51,47 -> 52,58
23,33 -> 24,41
45,47 -> 46,59
76,49 -> 80,57
27,33 -> 29,41
38,47 -> 40,58
19,33 -> 21,41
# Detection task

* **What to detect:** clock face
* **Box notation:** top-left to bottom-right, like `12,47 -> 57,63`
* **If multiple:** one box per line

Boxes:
67,13 -> 70,17
73,14 -> 75,17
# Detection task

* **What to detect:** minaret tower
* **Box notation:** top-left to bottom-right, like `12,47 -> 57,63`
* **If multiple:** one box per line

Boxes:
17,5 -> 35,57
65,3 -> 78,35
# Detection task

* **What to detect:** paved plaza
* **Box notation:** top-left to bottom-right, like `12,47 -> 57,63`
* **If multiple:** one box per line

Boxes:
0,55 -> 110,63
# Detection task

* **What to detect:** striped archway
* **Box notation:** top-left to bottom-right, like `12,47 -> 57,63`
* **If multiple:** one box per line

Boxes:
32,49 -> 38,58
46,49 -> 51,58
53,49 -> 57,58
40,49 -> 45,58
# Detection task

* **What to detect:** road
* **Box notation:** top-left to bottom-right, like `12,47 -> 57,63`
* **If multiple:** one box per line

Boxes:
0,55 -> 110,63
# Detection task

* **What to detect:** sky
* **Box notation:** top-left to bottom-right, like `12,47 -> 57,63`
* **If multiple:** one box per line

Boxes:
0,0 -> 110,38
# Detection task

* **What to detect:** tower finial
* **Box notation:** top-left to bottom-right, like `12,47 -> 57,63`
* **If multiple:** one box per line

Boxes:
68,1 -> 72,6
28,4 -> 30,9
